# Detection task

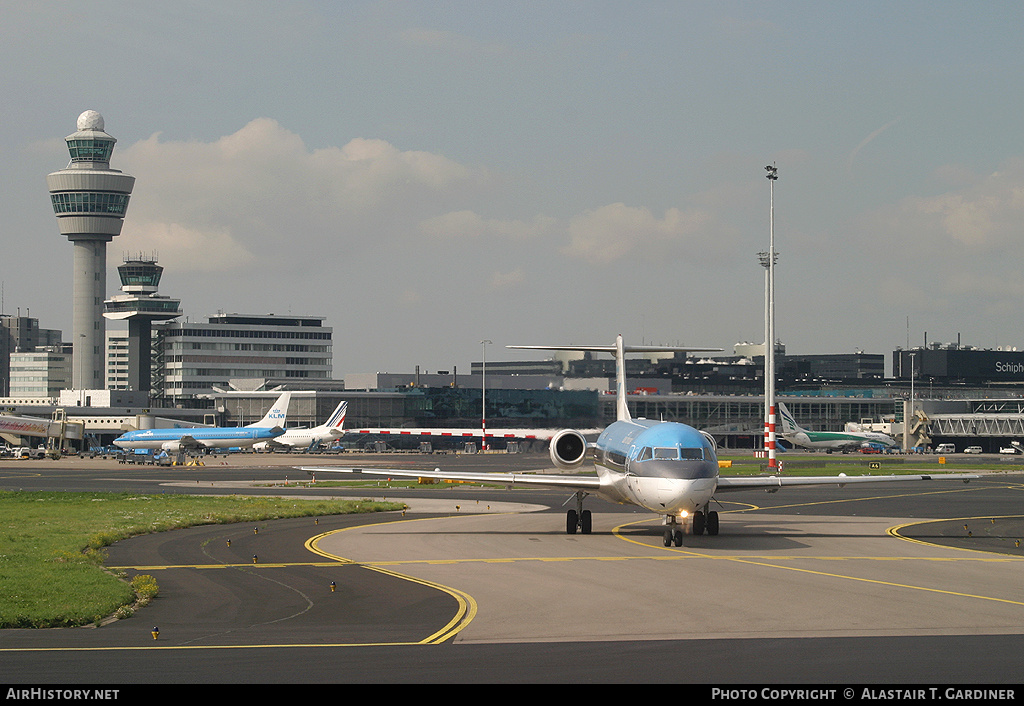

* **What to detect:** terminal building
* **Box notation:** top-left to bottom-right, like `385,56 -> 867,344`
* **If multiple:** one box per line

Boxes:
153,313 -> 333,399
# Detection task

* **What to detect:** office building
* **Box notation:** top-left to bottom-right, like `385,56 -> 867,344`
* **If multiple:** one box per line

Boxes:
155,313 -> 332,398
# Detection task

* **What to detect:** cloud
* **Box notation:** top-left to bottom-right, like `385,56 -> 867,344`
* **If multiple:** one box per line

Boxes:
489,268 -> 525,290
116,118 -> 481,270
124,220 -> 255,272
562,202 -> 717,265
419,210 -> 555,240
870,158 -> 1024,250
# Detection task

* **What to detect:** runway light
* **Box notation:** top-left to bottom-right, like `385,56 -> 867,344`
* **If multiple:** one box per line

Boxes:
151,627 -> 159,640
330,582 -> 336,592
226,539 -> 231,547
253,555 -> 258,564
254,527 -> 259,535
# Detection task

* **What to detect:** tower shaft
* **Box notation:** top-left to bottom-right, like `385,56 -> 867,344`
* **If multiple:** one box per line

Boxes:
72,241 -> 108,389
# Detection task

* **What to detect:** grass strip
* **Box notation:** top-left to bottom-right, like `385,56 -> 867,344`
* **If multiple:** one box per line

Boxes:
0,491 -> 402,629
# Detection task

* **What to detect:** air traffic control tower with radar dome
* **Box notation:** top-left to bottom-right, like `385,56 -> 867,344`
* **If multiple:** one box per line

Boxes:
46,110 -> 135,390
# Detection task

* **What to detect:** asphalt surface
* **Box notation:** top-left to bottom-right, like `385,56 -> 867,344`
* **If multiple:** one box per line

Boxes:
2,452 -> 1023,685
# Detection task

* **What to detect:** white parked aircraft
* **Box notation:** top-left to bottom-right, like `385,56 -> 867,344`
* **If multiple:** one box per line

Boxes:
301,336 -> 976,546
254,401 -> 348,452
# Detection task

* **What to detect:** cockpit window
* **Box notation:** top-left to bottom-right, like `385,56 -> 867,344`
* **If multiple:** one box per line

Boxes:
636,446 -> 704,461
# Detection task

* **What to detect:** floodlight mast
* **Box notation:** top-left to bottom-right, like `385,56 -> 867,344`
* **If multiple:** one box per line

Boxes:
765,164 -> 779,471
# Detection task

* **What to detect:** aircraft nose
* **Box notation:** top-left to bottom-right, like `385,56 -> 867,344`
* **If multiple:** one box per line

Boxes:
657,476 -> 715,514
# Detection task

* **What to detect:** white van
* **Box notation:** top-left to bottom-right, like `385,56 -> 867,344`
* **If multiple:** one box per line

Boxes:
935,443 -> 956,454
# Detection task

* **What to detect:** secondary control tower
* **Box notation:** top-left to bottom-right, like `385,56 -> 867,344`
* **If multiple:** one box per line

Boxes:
47,110 -> 135,390
104,256 -> 181,394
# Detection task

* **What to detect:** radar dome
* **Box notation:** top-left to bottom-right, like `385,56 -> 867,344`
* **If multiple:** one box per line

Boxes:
76,110 -> 105,132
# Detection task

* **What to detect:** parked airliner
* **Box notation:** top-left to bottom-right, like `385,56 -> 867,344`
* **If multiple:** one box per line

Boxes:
301,337 -> 976,545
254,401 -> 347,452
114,391 -> 291,453
778,402 -> 898,453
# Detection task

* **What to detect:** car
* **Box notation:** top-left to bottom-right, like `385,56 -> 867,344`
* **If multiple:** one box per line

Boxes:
964,446 -> 983,454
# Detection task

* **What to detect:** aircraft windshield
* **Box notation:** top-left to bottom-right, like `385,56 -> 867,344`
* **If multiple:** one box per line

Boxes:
636,446 -> 704,461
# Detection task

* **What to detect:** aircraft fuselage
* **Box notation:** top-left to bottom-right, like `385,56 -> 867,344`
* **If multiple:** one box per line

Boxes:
591,419 -> 718,516
113,427 -> 282,450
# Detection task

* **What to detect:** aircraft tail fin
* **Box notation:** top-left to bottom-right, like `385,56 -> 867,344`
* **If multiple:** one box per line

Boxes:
324,401 -> 347,430
777,402 -> 802,435
247,391 -> 291,428
508,336 -> 722,424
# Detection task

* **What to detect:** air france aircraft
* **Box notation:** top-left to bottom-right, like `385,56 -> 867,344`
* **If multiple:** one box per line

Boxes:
300,337 -> 976,546
114,391 -> 291,453
254,401 -> 348,452
778,402 -> 898,453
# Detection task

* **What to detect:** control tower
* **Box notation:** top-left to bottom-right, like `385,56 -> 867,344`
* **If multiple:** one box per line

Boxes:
103,256 -> 181,394
46,110 -> 135,390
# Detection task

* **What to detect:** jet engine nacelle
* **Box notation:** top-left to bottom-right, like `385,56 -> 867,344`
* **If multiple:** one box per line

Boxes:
549,429 -> 589,470
161,440 -> 185,452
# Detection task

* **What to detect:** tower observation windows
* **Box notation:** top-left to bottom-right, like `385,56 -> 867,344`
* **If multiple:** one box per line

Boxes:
50,192 -> 130,216
67,139 -> 114,163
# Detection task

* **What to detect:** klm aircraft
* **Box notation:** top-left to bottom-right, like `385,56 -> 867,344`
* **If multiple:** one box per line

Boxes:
114,391 -> 291,453
253,401 -> 347,452
301,337 -> 975,546
778,402 -> 898,453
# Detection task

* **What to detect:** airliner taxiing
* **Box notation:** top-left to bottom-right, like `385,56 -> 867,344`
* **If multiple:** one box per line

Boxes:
254,401 -> 347,452
114,391 -> 291,453
300,337 -> 975,545
778,402 -> 898,453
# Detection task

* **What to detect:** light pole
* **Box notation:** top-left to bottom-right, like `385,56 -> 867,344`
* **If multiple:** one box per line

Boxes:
908,351 -> 916,452
764,164 -> 779,471
480,339 -> 492,450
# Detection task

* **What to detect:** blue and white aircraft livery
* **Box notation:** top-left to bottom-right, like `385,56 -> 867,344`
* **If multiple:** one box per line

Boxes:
301,336 -> 978,546
114,391 -> 291,453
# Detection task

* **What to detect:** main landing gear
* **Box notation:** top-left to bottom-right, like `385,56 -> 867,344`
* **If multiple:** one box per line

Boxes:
565,491 -> 592,535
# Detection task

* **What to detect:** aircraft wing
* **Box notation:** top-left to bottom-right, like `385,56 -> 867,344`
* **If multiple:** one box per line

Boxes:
716,472 -> 979,492
151,434 -> 207,451
299,465 -> 603,491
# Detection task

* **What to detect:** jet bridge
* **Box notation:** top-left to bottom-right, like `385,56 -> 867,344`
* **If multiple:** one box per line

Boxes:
0,409 -> 84,458
927,413 -> 1024,437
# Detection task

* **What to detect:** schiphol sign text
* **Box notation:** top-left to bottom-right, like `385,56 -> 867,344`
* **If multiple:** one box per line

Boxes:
995,361 -> 1024,375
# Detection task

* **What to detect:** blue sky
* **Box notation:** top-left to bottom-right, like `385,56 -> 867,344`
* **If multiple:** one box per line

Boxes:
3,1 -> 1024,375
